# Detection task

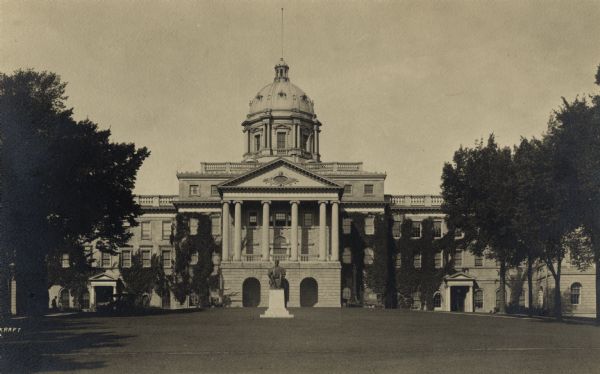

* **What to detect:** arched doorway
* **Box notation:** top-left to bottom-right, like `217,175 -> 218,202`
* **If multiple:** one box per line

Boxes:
300,278 -> 318,307
242,278 -> 261,307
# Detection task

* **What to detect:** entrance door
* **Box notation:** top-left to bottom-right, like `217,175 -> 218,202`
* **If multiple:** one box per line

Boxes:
95,286 -> 113,305
450,286 -> 468,312
242,278 -> 261,307
300,278 -> 318,307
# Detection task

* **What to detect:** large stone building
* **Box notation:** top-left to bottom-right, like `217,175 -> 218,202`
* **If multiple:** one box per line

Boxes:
48,59 -> 596,317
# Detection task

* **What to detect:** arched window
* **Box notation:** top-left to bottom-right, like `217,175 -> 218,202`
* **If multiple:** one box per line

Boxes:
570,283 -> 582,305
433,292 -> 441,308
495,288 -> 505,310
474,289 -> 484,309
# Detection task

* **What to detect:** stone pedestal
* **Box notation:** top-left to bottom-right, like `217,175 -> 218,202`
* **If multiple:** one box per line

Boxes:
260,289 -> 294,318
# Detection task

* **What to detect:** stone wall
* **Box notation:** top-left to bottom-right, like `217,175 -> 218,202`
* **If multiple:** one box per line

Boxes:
221,261 -> 341,307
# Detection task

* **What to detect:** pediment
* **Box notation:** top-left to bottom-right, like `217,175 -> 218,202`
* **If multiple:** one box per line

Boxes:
219,159 -> 342,190
444,272 -> 476,282
89,272 -> 119,282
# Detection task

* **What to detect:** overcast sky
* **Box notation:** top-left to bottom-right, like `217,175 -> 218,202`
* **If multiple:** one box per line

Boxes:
1,1 -> 599,195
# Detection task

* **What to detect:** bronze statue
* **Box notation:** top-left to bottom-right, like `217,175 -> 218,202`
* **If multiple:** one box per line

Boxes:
268,260 -> 286,289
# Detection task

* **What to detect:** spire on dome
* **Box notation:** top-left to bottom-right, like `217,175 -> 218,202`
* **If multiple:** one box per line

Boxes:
274,58 -> 289,82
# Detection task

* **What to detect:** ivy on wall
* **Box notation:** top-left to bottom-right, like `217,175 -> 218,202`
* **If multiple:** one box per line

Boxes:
119,253 -> 167,304
395,217 -> 458,310
170,213 -> 218,305
340,211 -> 397,308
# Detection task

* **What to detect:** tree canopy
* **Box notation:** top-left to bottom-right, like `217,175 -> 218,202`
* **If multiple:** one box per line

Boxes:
0,69 -> 149,315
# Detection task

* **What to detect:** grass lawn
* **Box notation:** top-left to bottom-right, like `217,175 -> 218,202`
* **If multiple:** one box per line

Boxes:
2,308 -> 600,373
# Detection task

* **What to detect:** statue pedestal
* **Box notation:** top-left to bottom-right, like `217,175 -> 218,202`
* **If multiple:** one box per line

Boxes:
260,289 -> 293,318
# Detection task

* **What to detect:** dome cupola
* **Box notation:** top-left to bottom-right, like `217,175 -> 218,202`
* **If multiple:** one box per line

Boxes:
242,60 -> 322,163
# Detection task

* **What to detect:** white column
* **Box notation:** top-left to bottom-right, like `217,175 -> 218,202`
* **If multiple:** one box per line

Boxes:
467,285 -> 473,312
290,201 -> 299,261
10,277 -> 17,315
261,201 -> 270,261
331,201 -> 339,262
234,201 -> 242,261
319,201 -> 327,261
264,123 -> 268,148
222,201 -> 230,261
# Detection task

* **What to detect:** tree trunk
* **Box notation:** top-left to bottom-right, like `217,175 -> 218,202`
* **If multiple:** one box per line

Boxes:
554,262 -> 562,322
527,255 -> 533,317
596,256 -> 600,326
498,261 -> 507,314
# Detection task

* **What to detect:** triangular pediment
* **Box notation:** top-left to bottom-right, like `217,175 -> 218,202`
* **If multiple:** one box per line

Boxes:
89,271 -> 119,282
444,272 -> 476,282
219,159 -> 342,190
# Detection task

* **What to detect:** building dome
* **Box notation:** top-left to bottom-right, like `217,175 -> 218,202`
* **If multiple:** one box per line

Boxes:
248,59 -> 315,117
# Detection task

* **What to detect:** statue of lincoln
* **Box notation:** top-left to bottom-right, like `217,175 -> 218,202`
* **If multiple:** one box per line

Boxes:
268,260 -> 286,289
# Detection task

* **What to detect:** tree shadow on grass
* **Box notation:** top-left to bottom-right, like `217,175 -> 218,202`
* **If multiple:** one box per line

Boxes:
0,315 -> 133,373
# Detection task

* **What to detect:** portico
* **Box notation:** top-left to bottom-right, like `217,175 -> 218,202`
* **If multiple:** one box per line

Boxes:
219,158 -> 342,264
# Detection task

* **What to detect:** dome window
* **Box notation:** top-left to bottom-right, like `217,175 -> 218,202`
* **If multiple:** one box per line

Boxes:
256,94 -> 263,101
278,91 -> 287,98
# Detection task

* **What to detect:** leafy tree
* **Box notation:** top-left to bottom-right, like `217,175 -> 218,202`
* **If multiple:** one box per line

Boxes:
441,135 -> 519,313
0,70 -> 149,315
512,138 -> 567,317
543,65 -> 600,323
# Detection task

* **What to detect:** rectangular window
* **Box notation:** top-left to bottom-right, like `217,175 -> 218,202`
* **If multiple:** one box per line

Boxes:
162,221 -> 171,240
211,215 -> 221,236
61,253 -> 70,268
248,212 -> 258,227
277,132 -> 286,149
121,250 -> 132,268
435,252 -> 442,268
189,185 -> 199,196
474,289 -> 484,309
433,221 -> 442,238
365,216 -> 375,235
211,185 -> 219,196
254,134 -> 261,152
190,252 -> 198,265
141,221 -> 151,240
413,253 -> 421,269
474,255 -> 483,267
101,252 -> 111,268
454,250 -> 463,267
303,213 -> 313,227
189,218 -> 198,236
343,218 -> 352,234
411,221 -> 421,239
274,212 -> 288,227
162,249 -> 172,269
344,184 -> 353,195
392,220 -> 402,239
141,248 -> 151,268
395,254 -> 402,268
302,133 -> 309,151
364,184 -> 374,195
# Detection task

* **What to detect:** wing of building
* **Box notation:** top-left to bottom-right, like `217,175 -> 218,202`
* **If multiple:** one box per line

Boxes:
48,59 -> 596,317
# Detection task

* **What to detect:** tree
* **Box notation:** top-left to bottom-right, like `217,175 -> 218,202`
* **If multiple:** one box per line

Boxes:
0,70 -> 149,315
441,135 -> 519,313
120,253 -> 166,306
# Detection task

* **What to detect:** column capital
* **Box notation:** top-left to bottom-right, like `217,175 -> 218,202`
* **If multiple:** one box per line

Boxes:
331,200 -> 340,205
289,200 -> 300,205
318,200 -> 329,205
222,200 -> 231,205
233,200 -> 244,205
261,200 -> 271,205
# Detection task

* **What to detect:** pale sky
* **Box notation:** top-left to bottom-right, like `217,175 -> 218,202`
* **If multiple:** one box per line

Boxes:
1,1 -> 599,195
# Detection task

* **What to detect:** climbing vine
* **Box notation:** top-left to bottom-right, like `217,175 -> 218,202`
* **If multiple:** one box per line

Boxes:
170,213 -> 218,305
396,217 -> 458,310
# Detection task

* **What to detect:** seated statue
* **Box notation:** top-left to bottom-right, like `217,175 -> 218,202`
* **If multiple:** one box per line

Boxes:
268,260 -> 286,289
